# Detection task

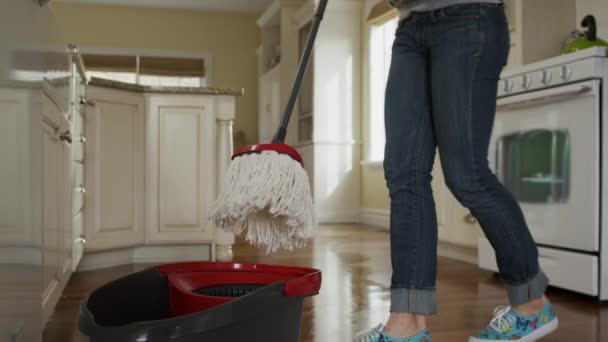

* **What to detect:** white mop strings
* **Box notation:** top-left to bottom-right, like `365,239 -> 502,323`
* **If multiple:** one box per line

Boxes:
209,150 -> 315,253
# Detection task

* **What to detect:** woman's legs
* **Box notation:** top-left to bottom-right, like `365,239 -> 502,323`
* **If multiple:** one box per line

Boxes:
429,4 -> 548,307
371,5 -> 551,342
382,14 -> 437,338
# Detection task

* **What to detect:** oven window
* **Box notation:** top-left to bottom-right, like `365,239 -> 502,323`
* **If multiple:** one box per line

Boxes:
496,129 -> 570,203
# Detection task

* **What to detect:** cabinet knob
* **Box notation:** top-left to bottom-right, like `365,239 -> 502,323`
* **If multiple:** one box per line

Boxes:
79,135 -> 87,143
79,96 -> 95,106
503,79 -> 514,93
76,236 -> 87,244
522,74 -> 532,89
560,65 -> 573,81
59,130 -> 72,143
541,70 -> 553,85
75,186 -> 86,193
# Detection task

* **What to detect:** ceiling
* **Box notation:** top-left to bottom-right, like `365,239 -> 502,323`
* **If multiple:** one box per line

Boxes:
54,0 -> 275,13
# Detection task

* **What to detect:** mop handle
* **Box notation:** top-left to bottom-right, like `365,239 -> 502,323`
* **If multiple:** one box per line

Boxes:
271,0 -> 328,144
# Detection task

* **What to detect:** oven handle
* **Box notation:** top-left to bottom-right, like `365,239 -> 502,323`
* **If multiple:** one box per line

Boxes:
496,83 -> 593,110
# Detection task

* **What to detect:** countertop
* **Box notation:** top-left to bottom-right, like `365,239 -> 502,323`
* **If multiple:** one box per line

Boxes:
88,77 -> 244,96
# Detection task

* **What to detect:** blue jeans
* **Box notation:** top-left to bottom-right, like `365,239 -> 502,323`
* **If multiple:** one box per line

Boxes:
383,3 -> 548,315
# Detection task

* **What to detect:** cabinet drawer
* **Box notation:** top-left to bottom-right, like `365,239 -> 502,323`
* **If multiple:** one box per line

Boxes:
73,162 -> 85,215
478,238 -> 598,296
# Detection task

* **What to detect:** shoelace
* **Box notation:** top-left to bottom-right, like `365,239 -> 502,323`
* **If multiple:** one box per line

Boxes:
489,305 -> 516,333
353,324 -> 384,342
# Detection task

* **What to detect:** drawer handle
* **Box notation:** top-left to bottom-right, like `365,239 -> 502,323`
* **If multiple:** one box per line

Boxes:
75,186 -> 86,193
79,136 -> 87,143
60,130 -> 72,144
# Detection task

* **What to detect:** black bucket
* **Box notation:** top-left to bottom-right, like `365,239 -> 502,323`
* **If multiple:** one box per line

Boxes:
78,262 -> 321,342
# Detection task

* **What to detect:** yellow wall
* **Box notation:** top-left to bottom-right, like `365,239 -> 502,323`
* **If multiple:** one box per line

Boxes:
360,0 -> 390,210
576,0 -> 608,39
51,2 -> 261,146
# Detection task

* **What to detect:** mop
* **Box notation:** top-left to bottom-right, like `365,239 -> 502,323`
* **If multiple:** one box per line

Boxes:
209,0 -> 328,253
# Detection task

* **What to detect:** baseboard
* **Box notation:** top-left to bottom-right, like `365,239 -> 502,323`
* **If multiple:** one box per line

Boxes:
437,241 -> 478,265
359,208 -> 390,230
77,244 -> 212,271
315,212 -> 361,224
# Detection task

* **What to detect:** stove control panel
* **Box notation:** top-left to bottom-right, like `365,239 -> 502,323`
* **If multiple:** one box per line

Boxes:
498,55 -> 605,98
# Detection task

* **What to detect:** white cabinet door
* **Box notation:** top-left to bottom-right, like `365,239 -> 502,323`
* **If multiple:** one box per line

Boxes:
59,116 -> 73,282
146,96 -> 215,243
433,152 -> 481,248
85,88 -> 145,250
41,117 -> 61,319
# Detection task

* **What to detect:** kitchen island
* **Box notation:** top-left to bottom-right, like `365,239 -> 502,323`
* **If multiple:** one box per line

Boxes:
79,77 -> 243,270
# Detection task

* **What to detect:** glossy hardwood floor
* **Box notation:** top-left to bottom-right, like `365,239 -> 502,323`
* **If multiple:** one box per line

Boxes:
44,224 -> 608,341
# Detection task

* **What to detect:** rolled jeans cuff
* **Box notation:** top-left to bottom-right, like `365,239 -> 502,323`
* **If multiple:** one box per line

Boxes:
390,288 -> 437,315
505,270 -> 549,306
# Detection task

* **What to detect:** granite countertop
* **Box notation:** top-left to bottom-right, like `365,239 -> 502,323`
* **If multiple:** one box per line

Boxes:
88,77 -> 244,96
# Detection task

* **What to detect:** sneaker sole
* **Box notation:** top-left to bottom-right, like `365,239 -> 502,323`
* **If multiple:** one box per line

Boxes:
468,317 -> 559,342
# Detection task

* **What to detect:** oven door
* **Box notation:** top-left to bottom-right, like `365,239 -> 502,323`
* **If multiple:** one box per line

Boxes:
490,80 -> 600,252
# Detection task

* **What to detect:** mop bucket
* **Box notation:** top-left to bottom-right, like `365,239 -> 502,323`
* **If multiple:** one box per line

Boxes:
78,262 -> 322,342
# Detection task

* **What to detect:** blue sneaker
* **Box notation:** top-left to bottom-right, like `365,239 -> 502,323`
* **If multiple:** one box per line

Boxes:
469,301 -> 558,341
353,324 -> 431,342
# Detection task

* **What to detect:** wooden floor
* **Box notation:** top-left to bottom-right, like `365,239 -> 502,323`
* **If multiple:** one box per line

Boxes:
44,224 -> 608,341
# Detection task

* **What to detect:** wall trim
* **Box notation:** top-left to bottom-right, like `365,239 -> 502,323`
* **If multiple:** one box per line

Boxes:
437,241 -> 478,265
360,208 -> 390,230
359,208 -> 478,264
77,244 -> 212,271
360,160 -> 383,168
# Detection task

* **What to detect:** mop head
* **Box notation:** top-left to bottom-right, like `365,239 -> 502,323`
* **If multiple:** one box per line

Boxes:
209,150 -> 315,253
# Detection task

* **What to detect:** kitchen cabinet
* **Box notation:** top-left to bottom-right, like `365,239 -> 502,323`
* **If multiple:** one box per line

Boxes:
41,111 -> 62,323
78,83 -> 239,269
40,91 -> 75,325
84,87 -> 145,251
145,95 -> 215,244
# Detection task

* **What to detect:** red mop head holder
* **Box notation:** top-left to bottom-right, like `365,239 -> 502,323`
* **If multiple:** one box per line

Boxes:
232,143 -> 304,166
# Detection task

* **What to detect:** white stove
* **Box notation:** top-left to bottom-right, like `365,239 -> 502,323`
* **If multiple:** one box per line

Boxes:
478,47 -> 608,301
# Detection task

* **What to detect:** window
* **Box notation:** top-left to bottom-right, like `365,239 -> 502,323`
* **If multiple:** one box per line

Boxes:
367,16 -> 398,162
83,53 -> 207,87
